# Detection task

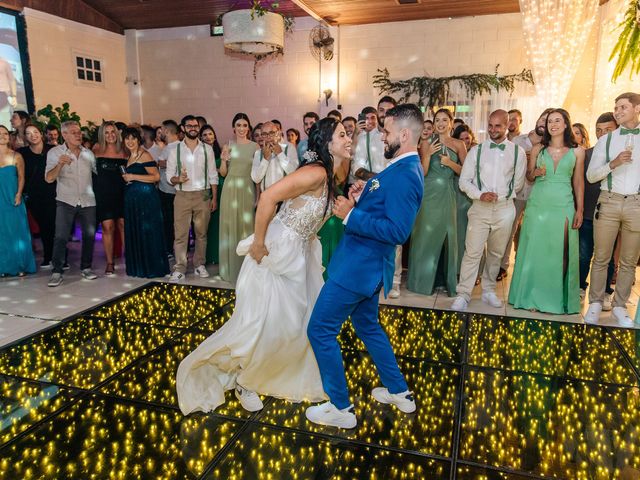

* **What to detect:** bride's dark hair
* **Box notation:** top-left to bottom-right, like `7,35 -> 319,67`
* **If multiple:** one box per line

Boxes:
299,117 -> 339,214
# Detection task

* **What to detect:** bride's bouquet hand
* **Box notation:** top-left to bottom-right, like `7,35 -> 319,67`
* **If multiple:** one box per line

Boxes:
249,242 -> 269,264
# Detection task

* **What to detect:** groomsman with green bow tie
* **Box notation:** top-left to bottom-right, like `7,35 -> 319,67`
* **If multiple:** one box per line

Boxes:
451,110 -> 527,312
586,92 -> 640,327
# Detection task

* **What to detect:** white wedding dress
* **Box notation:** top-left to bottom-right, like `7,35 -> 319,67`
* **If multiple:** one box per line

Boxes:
176,183 -> 330,415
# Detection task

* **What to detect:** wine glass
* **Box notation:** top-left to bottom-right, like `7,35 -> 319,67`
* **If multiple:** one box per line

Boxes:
119,165 -> 131,185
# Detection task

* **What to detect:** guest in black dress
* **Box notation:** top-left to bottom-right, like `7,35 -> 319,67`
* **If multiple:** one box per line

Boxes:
121,127 -> 169,278
92,121 -> 127,275
19,125 -> 56,268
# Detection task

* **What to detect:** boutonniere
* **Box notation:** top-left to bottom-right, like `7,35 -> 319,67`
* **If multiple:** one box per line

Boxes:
369,179 -> 380,192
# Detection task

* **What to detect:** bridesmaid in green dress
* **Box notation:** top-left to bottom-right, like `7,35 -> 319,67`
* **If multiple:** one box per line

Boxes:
452,124 -> 475,272
408,109 -> 466,296
218,113 -> 258,283
201,125 -> 224,265
508,109 -> 584,314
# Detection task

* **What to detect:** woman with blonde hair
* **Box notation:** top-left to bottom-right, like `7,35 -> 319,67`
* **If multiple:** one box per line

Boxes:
92,121 -> 127,275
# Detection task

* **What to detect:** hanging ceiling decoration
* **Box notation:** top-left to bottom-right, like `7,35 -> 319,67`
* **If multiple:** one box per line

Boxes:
222,9 -> 285,55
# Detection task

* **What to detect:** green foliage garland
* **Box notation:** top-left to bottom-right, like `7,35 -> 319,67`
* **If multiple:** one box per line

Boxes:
372,66 -> 534,111
33,103 -> 98,142
610,0 -> 640,82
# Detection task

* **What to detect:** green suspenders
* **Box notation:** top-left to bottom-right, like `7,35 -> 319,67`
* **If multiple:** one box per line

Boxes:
605,132 -> 613,192
366,131 -> 372,171
475,142 -> 518,198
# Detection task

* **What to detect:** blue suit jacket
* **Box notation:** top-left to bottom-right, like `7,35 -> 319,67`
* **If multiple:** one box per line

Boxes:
327,152 -> 424,297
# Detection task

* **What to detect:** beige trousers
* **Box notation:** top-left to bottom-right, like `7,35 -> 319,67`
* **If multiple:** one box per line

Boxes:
456,200 -> 516,302
173,190 -> 211,274
589,192 -> 640,308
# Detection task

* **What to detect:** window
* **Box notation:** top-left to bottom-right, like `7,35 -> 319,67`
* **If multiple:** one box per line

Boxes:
75,55 -> 102,84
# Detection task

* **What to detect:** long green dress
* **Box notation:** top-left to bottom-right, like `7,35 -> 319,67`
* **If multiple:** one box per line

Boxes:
318,183 -> 345,280
407,147 -> 459,296
508,148 -> 580,314
218,141 -> 257,283
205,155 -> 224,264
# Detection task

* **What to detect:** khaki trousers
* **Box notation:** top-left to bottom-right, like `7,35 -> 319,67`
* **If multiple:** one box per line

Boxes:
589,192 -> 640,307
456,200 -> 516,302
500,198 -> 526,270
173,190 -> 211,274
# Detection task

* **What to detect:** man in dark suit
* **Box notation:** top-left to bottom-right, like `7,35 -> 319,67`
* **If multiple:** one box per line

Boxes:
306,103 -> 425,429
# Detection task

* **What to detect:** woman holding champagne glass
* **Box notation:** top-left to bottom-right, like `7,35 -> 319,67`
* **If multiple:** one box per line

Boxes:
218,113 -> 259,283
509,109 -> 584,314
408,108 -> 466,296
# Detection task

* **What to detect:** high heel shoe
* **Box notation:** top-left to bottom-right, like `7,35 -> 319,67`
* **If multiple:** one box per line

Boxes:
105,263 -> 115,275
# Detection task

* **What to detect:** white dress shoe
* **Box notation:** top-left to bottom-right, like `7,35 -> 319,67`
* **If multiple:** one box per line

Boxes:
584,303 -> 602,324
451,296 -> 468,312
305,401 -> 357,429
481,292 -> 503,308
371,387 -> 416,413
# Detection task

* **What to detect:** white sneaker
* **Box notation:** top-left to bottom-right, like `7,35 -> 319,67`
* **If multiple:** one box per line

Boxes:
579,289 -> 586,302
371,387 -> 416,413
194,265 -> 210,278
305,401 -> 357,429
81,268 -> 98,280
585,303 -> 602,324
602,293 -> 613,312
235,385 -> 263,412
388,285 -> 400,299
482,292 -> 503,308
612,306 -> 634,327
168,271 -> 185,283
451,296 -> 468,312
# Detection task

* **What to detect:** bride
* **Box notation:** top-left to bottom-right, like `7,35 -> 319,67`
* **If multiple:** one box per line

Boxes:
176,118 -> 353,414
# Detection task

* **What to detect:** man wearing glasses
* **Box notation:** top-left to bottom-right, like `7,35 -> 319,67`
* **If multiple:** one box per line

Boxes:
251,121 -> 298,190
166,115 -> 219,282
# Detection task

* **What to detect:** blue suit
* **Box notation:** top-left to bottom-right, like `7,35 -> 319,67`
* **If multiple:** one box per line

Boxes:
308,152 -> 424,409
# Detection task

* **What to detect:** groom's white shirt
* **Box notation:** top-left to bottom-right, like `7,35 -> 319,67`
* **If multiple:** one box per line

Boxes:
343,150 -> 416,225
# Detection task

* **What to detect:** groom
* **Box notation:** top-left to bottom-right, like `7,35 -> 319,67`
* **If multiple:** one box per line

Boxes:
306,103 -> 425,429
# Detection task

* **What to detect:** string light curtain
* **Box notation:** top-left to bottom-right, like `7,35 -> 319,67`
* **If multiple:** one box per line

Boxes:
519,0 -> 599,108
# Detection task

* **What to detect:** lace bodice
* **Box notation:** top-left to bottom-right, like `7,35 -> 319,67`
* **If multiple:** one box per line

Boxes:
274,183 -> 331,241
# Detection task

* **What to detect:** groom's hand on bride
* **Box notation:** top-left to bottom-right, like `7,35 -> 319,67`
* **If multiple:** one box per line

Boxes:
249,242 -> 269,264
333,195 -> 355,220
348,180 -> 366,201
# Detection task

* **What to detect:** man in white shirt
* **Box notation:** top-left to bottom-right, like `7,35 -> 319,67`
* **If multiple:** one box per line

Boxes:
251,121 -> 298,190
166,115 -> 219,282
499,108 -> 553,280
157,120 -> 180,258
351,106 -> 386,181
44,121 -> 99,287
297,112 -> 319,160
451,110 -> 526,311
585,92 -> 640,326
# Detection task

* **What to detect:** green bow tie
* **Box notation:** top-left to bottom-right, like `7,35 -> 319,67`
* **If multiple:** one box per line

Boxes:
490,143 -> 506,151
620,128 -> 639,135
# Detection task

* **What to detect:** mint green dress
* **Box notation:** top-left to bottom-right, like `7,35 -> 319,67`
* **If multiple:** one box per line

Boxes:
407,147 -> 459,296
508,148 -> 580,314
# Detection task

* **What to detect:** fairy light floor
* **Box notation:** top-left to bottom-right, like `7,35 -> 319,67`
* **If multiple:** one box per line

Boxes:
0,283 -> 639,479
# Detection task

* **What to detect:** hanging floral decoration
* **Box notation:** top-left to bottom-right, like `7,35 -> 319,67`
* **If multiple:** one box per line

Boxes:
372,66 -> 534,111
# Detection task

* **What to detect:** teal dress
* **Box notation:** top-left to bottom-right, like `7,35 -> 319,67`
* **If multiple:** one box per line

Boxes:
123,161 -> 169,278
508,148 -> 580,314
0,164 -> 36,275
205,155 -> 224,264
407,146 -> 459,295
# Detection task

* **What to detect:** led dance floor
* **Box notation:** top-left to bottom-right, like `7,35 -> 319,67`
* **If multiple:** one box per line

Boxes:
0,283 -> 638,479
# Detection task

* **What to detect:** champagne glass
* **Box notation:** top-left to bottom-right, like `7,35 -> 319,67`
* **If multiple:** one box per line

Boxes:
537,155 -> 546,181
119,165 -> 130,185
625,135 -> 635,153
440,141 -> 447,168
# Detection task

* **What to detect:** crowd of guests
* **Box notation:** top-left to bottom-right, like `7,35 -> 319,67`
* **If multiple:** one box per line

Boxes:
0,91 -> 638,326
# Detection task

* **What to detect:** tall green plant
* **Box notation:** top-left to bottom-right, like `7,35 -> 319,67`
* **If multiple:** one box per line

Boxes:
33,103 -> 99,143
610,0 -> 640,82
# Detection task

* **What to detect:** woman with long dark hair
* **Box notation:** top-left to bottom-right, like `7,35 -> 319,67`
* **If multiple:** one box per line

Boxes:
508,108 -> 584,313
177,118 -> 352,415
408,108 -> 467,296
218,113 -> 258,283
200,124 -> 224,265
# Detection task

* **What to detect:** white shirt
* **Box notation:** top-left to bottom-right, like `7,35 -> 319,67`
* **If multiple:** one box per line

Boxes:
45,144 -> 97,207
351,128 -> 386,179
157,140 -> 179,194
587,125 -> 640,195
251,142 -> 298,189
146,143 -> 163,162
460,139 -> 526,201
166,139 -> 219,192
512,133 -> 534,200
343,151 -> 415,225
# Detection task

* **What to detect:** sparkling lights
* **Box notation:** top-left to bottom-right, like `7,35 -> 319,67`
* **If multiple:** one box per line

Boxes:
0,283 -> 637,479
